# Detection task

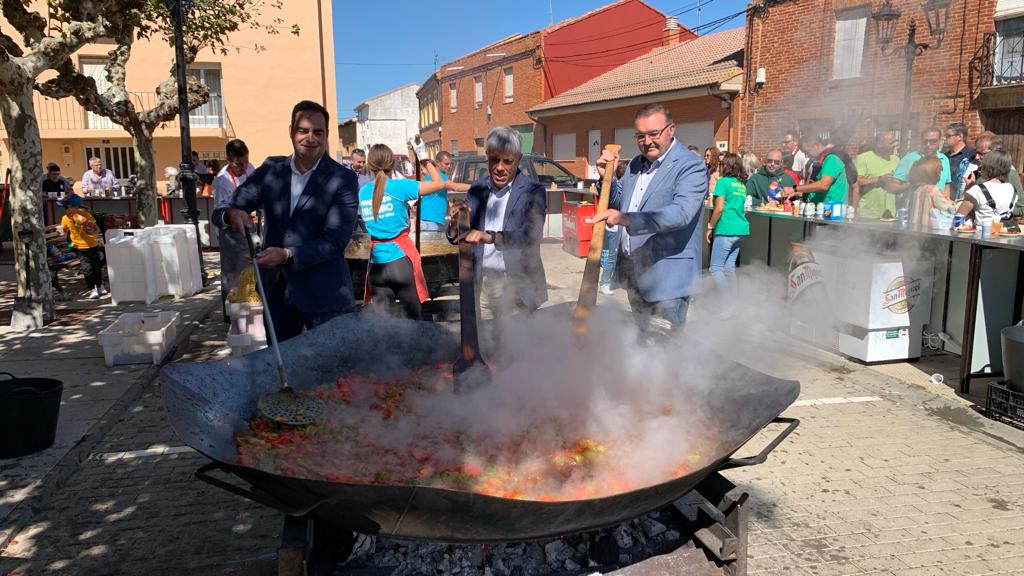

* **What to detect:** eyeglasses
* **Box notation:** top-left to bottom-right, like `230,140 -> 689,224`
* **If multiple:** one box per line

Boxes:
634,124 -> 673,142
924,138 -> 940,145
944,133 -> 958,139
765,159 -> 783,165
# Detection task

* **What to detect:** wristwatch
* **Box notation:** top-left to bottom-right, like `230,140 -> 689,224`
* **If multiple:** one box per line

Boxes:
485,230 -> 498,244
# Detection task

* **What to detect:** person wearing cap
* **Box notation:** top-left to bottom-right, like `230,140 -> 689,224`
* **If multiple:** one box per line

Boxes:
41,163 -> 72,197
58,194 -> 106,299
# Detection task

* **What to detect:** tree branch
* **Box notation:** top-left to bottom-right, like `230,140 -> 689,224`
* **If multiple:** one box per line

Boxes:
23,20 -> 114,77
1,0 -> 46,48
141,74 -> 208,129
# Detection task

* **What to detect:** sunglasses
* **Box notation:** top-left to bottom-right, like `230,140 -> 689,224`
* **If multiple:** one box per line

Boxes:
924,139 -> 940,145
765,159 -> 783,165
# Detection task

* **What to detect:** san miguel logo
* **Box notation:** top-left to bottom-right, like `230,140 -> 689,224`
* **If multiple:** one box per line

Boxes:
787,262 -> 824,303
881,276 -> 922,314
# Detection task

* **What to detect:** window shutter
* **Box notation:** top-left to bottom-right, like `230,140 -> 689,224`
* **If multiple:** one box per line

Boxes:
833,12 -> 867,79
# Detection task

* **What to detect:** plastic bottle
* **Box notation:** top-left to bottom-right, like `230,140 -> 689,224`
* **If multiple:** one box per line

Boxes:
744,195 -> 753,212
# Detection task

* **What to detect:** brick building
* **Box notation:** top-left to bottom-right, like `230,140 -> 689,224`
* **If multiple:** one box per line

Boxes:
529,26 -> 745,179
740,0 -> 996,156
971,0 -> 1024,168
419,0 -> 676,158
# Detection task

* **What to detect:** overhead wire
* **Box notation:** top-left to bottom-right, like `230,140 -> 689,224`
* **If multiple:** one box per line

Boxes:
542,0 -> 722,47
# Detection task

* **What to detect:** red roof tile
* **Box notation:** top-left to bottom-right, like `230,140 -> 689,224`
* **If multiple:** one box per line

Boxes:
530,27 -> 745,113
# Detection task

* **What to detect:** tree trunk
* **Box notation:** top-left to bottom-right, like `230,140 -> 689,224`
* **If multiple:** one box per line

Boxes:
0,85 -> 54,329
128,122 -> 157,226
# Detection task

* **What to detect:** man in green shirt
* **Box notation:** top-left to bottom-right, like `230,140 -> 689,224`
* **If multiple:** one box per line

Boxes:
746,148 -> 796,204
795,136 -> 848,205
883,127 -> 951,204
854,131 -> 901,219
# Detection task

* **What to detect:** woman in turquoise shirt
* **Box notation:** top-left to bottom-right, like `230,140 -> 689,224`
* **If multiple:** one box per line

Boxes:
706,153 -> 750,298
360,144 -> 452,319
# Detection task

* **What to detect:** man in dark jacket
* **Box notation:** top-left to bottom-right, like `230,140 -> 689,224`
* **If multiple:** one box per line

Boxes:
214,100 -> 359,342
746,149 -> 796,205
447,126 -> 547,320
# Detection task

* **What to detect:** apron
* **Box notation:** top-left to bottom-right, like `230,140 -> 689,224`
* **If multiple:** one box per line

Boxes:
363,229 -> 429,304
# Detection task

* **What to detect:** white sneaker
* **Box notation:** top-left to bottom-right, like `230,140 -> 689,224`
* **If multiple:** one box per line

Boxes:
98,285 -> 109,296
599,284 -> 614,295
87,288 -> 100,300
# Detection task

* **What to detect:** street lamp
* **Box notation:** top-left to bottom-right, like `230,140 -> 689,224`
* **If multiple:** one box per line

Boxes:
871,0 -> 952,154
166,0 -> 207,284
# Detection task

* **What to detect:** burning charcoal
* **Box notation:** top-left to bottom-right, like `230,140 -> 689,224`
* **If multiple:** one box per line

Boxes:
588,533 -> 619,566
640,517 -> 667,538
544,540 -> 571,564
612,525 -> 634,549
523,543 -> 547,571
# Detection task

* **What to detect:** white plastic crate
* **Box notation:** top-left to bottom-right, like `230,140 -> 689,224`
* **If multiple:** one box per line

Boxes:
148,227 -> 195,299
105,229 -> 158,305
227,329 -> 267,356
98,311 -> 180,366
226,302 -> 266,340
156,224 -> 203,294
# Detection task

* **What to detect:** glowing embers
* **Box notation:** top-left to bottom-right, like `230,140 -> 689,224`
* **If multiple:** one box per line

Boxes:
235,365 -> 717,502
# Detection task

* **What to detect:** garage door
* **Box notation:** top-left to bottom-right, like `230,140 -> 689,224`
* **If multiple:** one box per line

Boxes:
674,121 -> 715,152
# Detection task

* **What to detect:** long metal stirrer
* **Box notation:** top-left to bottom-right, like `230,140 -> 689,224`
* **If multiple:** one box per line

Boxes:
245,231 -> 325,426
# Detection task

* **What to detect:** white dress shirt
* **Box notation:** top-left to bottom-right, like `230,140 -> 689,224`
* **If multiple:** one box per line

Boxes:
622,140 -> 676,254
482,174 -> 515,272
213,163 -> 255,209
289,154 -> 323,214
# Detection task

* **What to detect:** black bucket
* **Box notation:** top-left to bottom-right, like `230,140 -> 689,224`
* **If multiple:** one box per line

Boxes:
0,372 -> 63,459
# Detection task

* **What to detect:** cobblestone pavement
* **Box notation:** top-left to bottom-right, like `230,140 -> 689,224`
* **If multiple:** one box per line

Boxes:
2,244 -> 1024,575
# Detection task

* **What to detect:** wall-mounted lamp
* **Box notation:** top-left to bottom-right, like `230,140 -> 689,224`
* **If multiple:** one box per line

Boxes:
754,67 -> 766,94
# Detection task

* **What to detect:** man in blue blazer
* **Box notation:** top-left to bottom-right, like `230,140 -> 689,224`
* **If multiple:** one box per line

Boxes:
447,126 -> 548,319
594,103 -> 707,333
215,101 -> 359,341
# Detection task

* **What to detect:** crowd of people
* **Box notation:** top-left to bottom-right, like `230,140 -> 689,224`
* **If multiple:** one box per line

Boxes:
704,123 -> 1022,230
40,95 -> 1023,341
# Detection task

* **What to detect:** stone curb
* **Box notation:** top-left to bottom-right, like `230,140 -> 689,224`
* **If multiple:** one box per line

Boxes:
0,294 -> 220,551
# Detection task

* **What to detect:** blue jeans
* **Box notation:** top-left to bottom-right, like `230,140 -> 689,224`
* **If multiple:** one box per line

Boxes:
709,235 -> 743,298
599,227 -> 620,286
618,251 -> 689,334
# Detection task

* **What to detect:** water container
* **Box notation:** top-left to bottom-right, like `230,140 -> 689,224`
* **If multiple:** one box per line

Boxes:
1002,324 -> 1024,393
148,227 -> 194,299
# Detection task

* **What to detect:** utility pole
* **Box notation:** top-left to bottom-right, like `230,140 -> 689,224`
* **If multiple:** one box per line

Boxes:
548,0 -> 553,25
167,0 -> 207,284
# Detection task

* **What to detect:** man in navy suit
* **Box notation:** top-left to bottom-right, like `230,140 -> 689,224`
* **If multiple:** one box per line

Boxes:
215,100 -> 359,341
447,126 -> 547,320
594,103 -> 707,333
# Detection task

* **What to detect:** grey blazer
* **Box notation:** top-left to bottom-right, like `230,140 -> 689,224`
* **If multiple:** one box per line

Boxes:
611,140 -> 708,302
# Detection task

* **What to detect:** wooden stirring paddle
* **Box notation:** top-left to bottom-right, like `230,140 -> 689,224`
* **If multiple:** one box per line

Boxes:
452,204 -> 489,393
572,144 -> 622,335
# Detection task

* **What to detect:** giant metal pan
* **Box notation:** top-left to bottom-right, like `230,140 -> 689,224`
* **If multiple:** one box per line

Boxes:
161,314 -> 799,543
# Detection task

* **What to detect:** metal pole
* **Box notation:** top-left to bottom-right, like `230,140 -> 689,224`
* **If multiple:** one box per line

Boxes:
900,21 -> 918,156
170,0 -> 207,284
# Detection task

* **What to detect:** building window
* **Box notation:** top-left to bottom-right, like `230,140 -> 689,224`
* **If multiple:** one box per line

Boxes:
553,133 -> 576,162
81,60 -> 114,130
504,67 -> 514,103
449,83 -> 457,113
85,145 -> 136,179
832,7 -> 868,80
995,17 -> 1024,85
474,75 -> 483,108
187,67 -> 224,128
474,137 -> 485,154
613,128 -> 641,159
451,139 -> 458,155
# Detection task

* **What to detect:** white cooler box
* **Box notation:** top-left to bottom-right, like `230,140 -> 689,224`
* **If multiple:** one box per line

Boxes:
98,311 -> 180,366
816,246 -> 934,362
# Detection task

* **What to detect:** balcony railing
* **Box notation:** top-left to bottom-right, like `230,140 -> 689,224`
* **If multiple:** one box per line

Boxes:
0,91 -> 228,134
971,31 -> 1024,95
